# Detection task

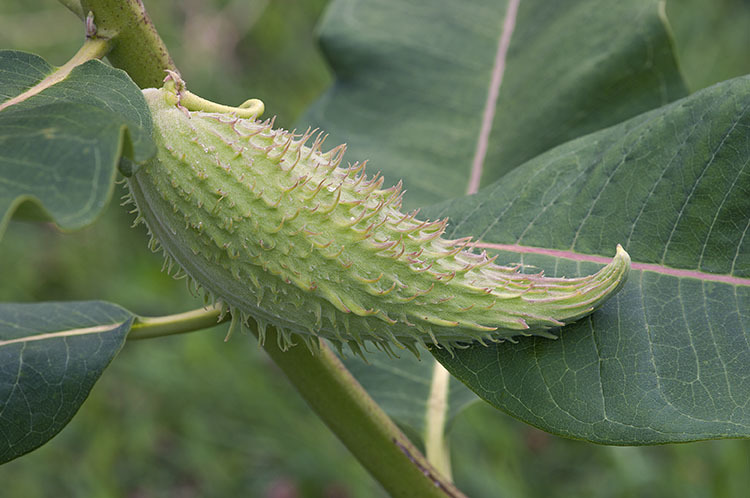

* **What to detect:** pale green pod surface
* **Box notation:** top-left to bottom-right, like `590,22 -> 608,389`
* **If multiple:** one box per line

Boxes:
126,84 -> 630,354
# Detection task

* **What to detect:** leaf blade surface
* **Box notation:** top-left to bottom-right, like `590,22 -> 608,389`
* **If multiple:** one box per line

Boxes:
303,0 -> 687,207
427,76 -> 750,444
0,50 -> 154,240
0,301 -> 133,463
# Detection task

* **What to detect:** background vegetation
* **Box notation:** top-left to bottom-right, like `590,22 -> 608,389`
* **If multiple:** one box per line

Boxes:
1,0 -> 749,496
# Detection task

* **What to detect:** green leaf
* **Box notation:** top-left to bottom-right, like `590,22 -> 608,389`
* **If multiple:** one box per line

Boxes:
304,0 -> 687,446
427,75 -> 750,444
0,50 -> 154,240
0,301 -> 133,464
302,0 -> 687,208
343,351 -> 476,446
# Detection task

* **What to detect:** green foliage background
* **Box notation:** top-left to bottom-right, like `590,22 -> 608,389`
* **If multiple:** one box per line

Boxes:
1,0 -> 749,496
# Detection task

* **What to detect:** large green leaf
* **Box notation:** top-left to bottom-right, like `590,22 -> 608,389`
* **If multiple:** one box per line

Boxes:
427,75 -> 750,444
306,0 -> 688,445
0,50 -> 154,240
302,0 -> 686,208
0,301 -> 133,464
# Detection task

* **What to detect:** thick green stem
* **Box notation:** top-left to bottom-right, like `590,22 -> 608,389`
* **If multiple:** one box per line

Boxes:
257,327 -> 466,498
128,304 -> 227,340
80,0 -> 177,88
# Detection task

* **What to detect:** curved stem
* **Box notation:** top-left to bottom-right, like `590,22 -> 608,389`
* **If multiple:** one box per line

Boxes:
180,91 -> 265,120
256,326 -> 466,498
128,304 -> 227,340
0,37 -> 110,112
162,71 -> 265,119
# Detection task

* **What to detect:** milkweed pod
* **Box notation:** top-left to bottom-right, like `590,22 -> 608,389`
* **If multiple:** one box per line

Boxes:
125,81 -> 630,355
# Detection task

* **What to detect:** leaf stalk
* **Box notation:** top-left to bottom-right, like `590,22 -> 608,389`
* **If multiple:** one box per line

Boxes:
128,304 -> 227,340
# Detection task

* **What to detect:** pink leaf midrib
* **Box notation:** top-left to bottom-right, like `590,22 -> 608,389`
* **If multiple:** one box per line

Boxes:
467,0 -> 521,196
471,242 -> 750,286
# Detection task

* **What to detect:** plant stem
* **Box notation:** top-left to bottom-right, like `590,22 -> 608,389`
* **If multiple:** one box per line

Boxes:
257,327 -> 466,498
128,304 -> 227,340
0,37 -> 110,112
80,0 -> 178,88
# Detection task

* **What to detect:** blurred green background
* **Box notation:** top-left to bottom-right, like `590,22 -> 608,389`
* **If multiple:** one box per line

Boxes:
1,0 -> 749,497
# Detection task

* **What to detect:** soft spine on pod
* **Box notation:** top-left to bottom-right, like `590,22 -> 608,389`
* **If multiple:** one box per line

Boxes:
125,81 -> 631,356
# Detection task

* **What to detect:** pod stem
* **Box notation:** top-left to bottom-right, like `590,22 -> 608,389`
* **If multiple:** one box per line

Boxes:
256,326 -> 467,498
163,71 -> 265,119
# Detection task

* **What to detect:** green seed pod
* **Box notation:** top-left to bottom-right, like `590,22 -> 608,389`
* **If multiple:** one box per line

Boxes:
126,80 -> 630,355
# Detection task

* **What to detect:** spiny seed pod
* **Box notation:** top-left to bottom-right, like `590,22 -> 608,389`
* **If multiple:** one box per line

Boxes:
125,80 -> 630,356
